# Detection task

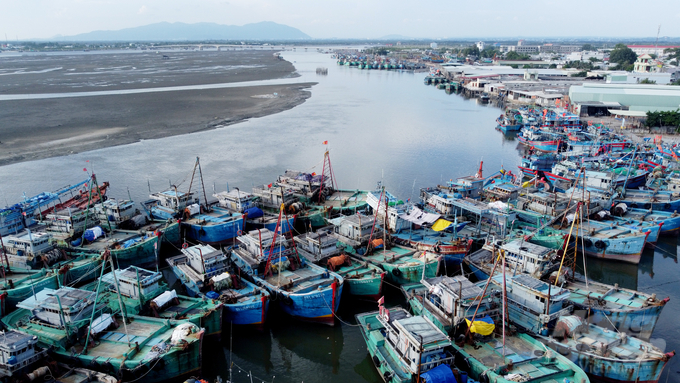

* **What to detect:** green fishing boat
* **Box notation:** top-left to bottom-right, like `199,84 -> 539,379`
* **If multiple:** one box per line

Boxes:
0,269 -> 59,312
294,230 -> 385,300
343,243 -> 440,285
452,330 -> 590,383
82,265 -> 223,338
2,286 -> 204,383
356,305 -> 457,383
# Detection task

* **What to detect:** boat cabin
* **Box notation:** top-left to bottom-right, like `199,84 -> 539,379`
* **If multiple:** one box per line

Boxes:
213,189 -> 257,213
101,266 -> 163,300
18,287 -> 101,328
44,208 -> 97,237
0,330 -> 46,378
584,171 -> 617,191
293,230 -> 342,262
276,170 -> 328,196
0,206 -> 25,237
517,192 -> 569,216
377,307 -> 453,375
2,231 -> 52,257
329,214 -> 377,247
93,199 -> 140,228
251,185 -> 297,209
501,274 -> 572,334
183,244 -> 228,279
147,189 -> 197,219
500,240 -> 557,277
366,190 -> 409,232
421,275 -> 498,329
420,189 -> 456,215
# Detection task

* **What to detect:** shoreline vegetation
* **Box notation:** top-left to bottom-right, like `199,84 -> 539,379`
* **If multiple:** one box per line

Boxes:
0,50 -> 316,166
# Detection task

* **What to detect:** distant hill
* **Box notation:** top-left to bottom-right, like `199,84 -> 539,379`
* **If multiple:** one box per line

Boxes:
379,34 -> 416,40
53,21 -> 311,41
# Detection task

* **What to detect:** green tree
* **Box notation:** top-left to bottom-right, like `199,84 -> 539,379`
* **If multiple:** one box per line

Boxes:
645,110 -> 680,131
609,45 -> 638,67
588,57 -> 601,62
461,45 -> 480,57
664,48 -> 680,61
572,71 -> 588,77
505,51 -> 530,60
639,78 -> 656,84
480,47 -> 500,58
582,44 -> 595,51
549,63 -> 557,68
672,79 -> 680,86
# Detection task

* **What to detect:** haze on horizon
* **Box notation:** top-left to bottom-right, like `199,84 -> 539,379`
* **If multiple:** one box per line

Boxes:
5,0 -> 680,41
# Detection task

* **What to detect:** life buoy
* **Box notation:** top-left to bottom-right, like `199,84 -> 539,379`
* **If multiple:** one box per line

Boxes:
182,243 -> 189,249
594,240 -> 607,250
433,244 -> 441,253
391,268 -> 403,277
237,230 -> 243,236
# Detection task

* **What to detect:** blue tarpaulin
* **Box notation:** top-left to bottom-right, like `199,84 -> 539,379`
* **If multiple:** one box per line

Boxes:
420,365 -> 456,383
243,207 -> 264,219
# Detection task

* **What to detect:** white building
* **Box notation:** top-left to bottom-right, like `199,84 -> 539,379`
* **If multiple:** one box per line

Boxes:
430,42 -> 438,49
628,45 -> 680,56
476,41 -> 485,51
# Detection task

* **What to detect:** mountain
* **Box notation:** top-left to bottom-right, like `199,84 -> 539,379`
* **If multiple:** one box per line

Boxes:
379,34 -> 417,40
54,21 -> 311,41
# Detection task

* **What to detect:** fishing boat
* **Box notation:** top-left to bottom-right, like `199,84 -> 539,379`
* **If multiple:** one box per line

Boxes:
0,329 -> 47,379
497,273 -> 674,383
2,286 -> 205,383
356,305 -> 457,383
450,317 -> 590,383
293,229 -> 385,300
609,204 -> 680,235
93,198 -> 181,246
82,265 -> 223,337
167,244 -> 269,326
615,189 -> 680,213
465,239 -> 669,340
0,269 -> 60,313
517,129 -> 562,152
212,188 -> 295,234
230,224 -> 343,325
401,275 -> 499,334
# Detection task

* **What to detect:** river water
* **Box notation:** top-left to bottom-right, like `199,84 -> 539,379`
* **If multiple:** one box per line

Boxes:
0,49 -> 678,383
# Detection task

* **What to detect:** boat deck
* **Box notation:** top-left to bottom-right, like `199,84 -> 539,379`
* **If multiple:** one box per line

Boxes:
75,317 -> 170,360
323,190 -> 368,209
184,207 -> 242,227
568,280 -> 648,310
81,231 -> 145,252
264,266 -> 333,293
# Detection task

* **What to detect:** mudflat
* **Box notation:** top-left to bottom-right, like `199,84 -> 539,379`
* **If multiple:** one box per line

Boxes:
0,50 -> 315,166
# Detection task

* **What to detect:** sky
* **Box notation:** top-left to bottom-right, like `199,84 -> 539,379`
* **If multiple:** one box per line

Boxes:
4,0 -> 680,40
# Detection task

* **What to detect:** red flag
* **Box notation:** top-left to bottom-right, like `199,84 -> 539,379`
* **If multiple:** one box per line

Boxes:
377,296 -> 385,305
267,183 -> 272,188
311,172 -> 316,176
83,168 -> 87,172
322,140 -> 328,145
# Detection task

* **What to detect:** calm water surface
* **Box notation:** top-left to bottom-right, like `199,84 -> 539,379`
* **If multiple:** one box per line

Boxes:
0,49 -> 679,383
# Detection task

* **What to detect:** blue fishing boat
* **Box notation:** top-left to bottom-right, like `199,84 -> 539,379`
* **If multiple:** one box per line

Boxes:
167,243 -> 269,326
610,204 -> 680,235
465,239 -> 669,340
497,273 -> 675,383
615,189 -> 680,213
230,226 -> 343,326
212,189 -> 295,233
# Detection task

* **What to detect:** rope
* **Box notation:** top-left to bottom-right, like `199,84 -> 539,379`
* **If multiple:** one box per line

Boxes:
121,348 -> 167,383
320,288 -> 360,327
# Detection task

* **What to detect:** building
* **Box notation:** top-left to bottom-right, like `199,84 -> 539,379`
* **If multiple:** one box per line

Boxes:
606,71 -> 672,85
628,45 -> 680,56
541,44 -> 581,54
430,42 -> 438,49
633,54 -> 662,73
569,83 -> 680,116
476,41 -> 485,51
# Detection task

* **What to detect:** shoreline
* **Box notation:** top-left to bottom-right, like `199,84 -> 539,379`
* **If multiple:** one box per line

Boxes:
0,50 -> 316,166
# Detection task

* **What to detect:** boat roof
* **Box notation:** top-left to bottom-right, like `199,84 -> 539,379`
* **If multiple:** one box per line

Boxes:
4,231 -> 51,242
0,330 -> 37,351
102,266 -> 162,286
425,275 -> 483,300
511,274 -> 569,298
502,240 -> 554,258
393,315 -> 449,346
99,199 -> 135,210
214,189 -> 254,200
18,287 -> 95,312
184,244 -> 222,259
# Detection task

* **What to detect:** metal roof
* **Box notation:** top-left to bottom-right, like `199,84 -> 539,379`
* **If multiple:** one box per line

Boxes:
394,316 -> 449,346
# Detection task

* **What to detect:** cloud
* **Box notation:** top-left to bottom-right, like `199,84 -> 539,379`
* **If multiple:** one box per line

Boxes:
138,5 -> 149,15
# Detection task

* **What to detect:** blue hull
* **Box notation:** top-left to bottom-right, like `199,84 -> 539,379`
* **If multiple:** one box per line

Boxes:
170,265 -> 269,326
584,304 -> 665,341
183,217 -> 245,244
